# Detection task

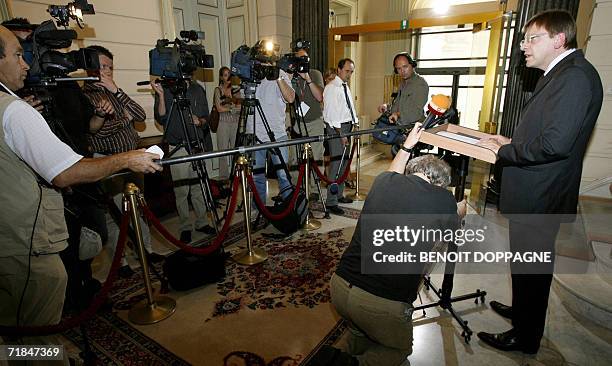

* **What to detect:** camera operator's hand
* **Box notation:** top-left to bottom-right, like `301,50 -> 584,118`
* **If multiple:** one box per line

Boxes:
389,112 -> 400,123
191,115 -> 204,126
341,137 -> 348,146
23,95 -> 44,113
299,72 -> 311,83
457,198 -> 468,219
94,99 -> 114,118
377,103 -> 388,114
96,73 -> 119,94
151,82 -> 164,96
125,149 -> 163,174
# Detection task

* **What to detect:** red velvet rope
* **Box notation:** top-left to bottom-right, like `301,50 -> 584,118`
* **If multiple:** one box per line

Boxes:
310,142 -> 357,185
0,209 -> 131,337
142,175 -> 241,256
247,163 -> 306,221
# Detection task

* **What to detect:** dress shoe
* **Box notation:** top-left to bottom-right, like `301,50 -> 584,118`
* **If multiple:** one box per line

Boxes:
180,230 -> 192,243
490,300 -> 513,319
328,205 -> 345,215
477,328 -> 537,354
338,196 -> 353,204
196,225 -> 216,235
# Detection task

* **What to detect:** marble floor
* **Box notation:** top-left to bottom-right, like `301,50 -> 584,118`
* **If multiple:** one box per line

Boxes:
92,154 -> 612,365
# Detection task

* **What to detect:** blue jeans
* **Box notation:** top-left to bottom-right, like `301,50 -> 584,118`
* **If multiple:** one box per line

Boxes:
252,136 -> 292,210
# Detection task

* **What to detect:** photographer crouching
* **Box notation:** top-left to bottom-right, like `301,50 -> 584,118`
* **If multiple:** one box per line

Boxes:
324,123 -> 467,366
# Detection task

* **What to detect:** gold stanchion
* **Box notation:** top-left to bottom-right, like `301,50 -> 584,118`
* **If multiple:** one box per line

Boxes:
125,183 -> 176,325
348,133 -> 367,201
232,155 -> 268,265
302,143 -> 321,231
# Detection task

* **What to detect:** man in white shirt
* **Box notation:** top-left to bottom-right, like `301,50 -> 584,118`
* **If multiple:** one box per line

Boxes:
323,58 -> 358,215
249,69 -> 295,215
0,26 -> 161,361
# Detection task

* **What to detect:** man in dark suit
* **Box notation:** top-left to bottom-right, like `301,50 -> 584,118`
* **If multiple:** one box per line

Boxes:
476,10 -> 603,354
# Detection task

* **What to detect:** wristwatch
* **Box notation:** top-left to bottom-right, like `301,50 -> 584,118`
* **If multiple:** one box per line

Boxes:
114,88 -> 123,96
399,145 -> 412,153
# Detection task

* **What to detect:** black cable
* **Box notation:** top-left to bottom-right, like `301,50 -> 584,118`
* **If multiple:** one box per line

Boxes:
16,184 -> 43,327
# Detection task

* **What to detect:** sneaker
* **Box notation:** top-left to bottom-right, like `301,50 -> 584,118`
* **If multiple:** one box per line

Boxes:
196,225 -> 216,235
338,196 -> 354,204
180,230 -> 192,243
118,265 -> 135,279
328,205 -> 345,215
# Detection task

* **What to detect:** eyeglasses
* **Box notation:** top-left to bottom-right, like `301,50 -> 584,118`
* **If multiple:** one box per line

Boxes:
520,32 -> 548,48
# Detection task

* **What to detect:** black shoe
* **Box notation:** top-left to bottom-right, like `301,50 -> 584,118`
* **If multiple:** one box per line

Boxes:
490,300 -> 512,319
338,196 -> 353,204
118,265 -> 135,279
328,205 -> 345,215
148,252 -> 165,263
477,328 -> 538,354
180,230 -> 192,243
196,225 -> 216,235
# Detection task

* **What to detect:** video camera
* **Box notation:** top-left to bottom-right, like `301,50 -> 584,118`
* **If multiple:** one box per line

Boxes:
149,30 -> 214,79
230,40 -> 281,83
277,53 -> 309,75
21,20 -> 99,85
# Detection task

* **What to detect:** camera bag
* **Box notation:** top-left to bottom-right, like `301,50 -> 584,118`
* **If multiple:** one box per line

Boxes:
163,247 -> 226,291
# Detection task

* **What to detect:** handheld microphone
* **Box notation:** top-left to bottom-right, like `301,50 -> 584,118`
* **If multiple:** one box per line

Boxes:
422,94 -> 452,130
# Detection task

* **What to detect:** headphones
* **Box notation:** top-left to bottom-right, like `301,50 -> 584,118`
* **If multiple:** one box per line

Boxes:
392,52 -> 417,74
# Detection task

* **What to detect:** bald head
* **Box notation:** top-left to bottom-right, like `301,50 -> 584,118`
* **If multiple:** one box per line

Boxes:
0,25 -> 30,91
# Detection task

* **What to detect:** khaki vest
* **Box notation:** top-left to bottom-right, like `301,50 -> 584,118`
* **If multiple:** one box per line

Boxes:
0,93 -> 68,256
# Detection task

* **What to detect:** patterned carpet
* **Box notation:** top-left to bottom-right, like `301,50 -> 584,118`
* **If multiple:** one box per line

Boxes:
63,216 -> 356,365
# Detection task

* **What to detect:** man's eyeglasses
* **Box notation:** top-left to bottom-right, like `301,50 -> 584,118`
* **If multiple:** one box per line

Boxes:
520,32 -> 548,48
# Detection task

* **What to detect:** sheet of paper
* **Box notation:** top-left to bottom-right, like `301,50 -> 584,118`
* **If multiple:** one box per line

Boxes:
300,101 -> 310,115
437,131 -> 480,145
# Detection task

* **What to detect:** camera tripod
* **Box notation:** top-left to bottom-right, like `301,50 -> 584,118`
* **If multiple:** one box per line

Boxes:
222,81 -> 294,221
288,86 -> 329,218
162,78 -> 220,232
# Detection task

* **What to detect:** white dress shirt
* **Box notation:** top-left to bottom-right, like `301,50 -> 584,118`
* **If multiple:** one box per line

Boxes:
1,81 -> 82,184
544,48 -> 576,76
323,76 -> 358,129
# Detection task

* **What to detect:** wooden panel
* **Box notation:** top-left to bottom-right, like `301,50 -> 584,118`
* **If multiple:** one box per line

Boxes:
419,124 -> 497,163
586,35 -> 612,66
174,8 -> 186,33
227,0 -> 244,9
590,1 -> 612,36
228,15 -> 246,51
197,0 -> 218,8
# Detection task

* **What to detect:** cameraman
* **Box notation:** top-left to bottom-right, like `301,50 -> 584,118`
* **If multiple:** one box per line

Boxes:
152,77 -> 216,244
0,25 -> 161,360
377,53 -> 428,144
290,40 -> 324,197
249,68 -> 295,216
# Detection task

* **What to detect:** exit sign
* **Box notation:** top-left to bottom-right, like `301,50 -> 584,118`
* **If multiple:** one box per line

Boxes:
400,19 -> 409,30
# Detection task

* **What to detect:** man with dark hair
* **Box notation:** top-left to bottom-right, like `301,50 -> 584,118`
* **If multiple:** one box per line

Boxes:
152,76 -> 216,243
0,25 -> 160,361
327,123 -> 466,365
378,53 -> 428,132
290,41 -> 324,196
322,58 -> 357,215
477,9 -> 603,354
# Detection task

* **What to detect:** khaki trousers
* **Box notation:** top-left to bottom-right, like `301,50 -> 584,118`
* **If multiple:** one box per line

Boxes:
330,273 -> 413,366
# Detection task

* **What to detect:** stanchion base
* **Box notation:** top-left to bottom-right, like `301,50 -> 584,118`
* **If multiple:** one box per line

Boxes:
233,247 -> 268,265
348,192 -> 367,201
128,296 -> 176,325
302,219 -> 321,231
